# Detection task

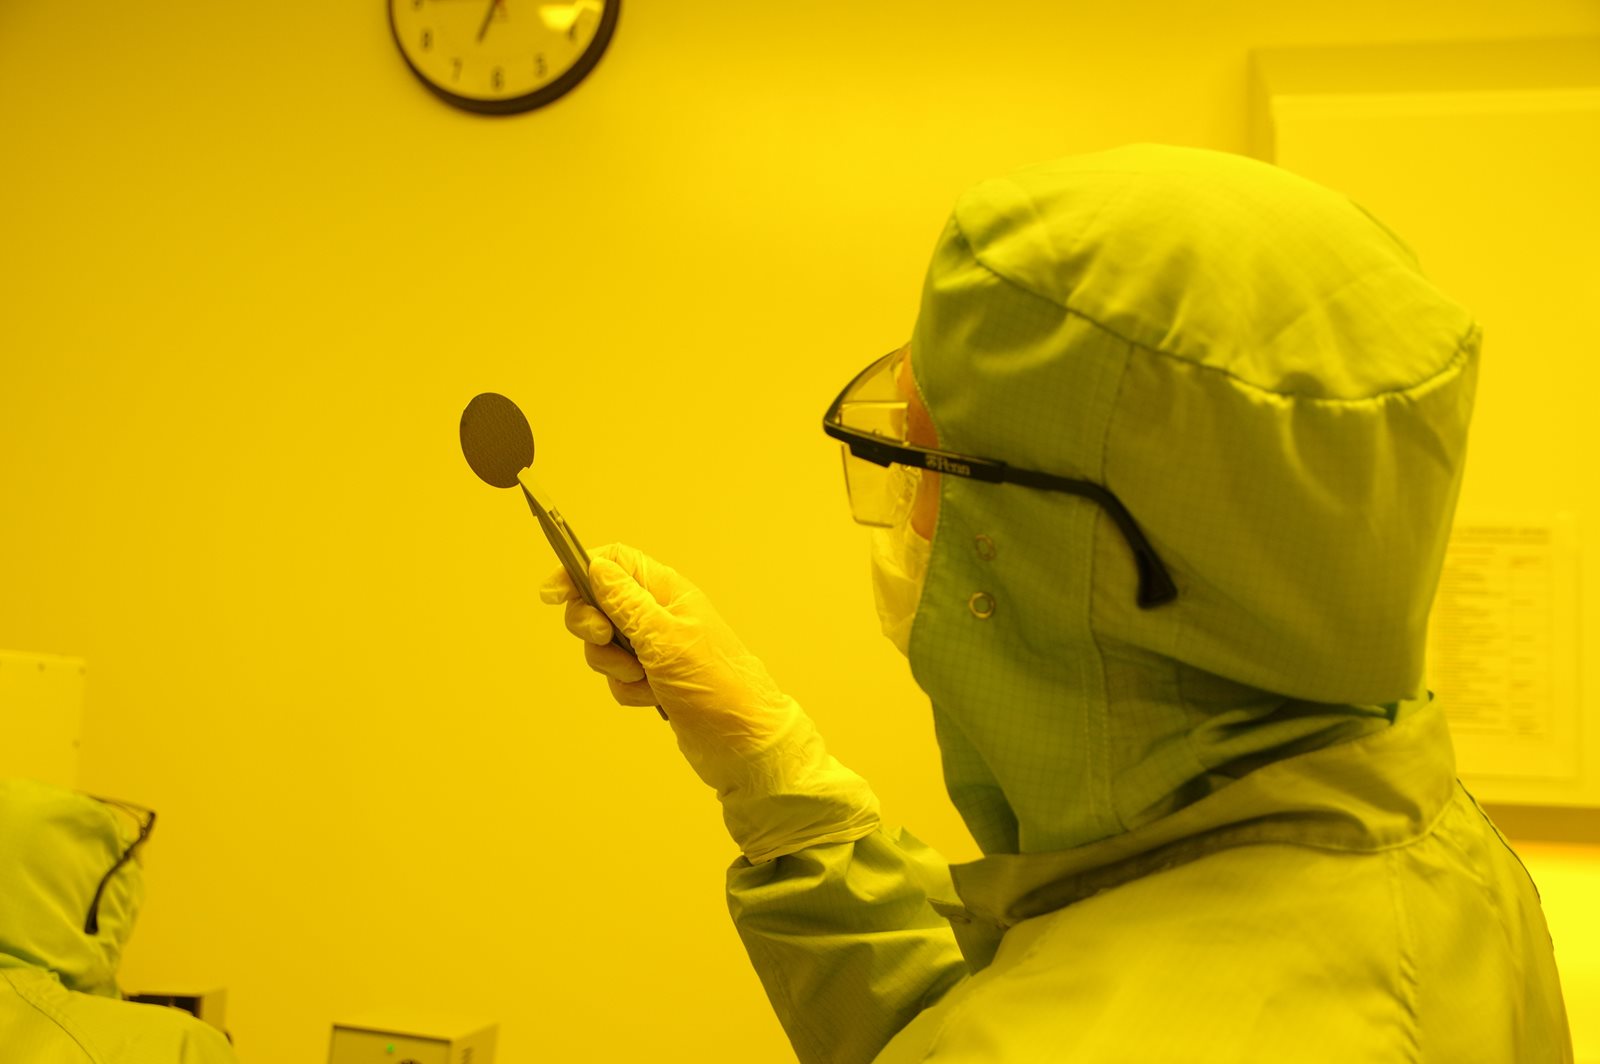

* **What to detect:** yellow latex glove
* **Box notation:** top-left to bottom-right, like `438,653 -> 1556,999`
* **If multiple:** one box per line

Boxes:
539,542 -> 880,864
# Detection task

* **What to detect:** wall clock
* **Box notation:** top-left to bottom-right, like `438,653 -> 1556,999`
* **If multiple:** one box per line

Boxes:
388,0 -> 619,115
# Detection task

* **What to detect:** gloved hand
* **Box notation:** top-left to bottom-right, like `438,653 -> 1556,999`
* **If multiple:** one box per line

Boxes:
539,543 -> 880,863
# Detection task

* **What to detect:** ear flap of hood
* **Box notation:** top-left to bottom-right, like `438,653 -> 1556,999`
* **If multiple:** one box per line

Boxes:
0,778 -> 146,997
907,145 -> 1477,855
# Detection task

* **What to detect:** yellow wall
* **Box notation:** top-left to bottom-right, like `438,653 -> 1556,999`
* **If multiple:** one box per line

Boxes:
3,2 -> 1598,1060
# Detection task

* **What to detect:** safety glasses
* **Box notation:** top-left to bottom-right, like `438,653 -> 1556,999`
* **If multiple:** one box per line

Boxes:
822,349 -> 923,527
82,796 -> 156,935
822,348 -> 1179,609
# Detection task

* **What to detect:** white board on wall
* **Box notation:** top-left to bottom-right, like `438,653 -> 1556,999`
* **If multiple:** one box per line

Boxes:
1251,37 -> 1600,808
0,649 -> 86,788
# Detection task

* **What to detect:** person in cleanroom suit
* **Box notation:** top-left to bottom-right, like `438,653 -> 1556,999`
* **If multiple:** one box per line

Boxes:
0,777 -> 238,1062
542,144 -> 1573,1062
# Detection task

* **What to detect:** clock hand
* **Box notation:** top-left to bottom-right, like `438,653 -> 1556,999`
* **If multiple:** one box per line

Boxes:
476,0 -> 503,41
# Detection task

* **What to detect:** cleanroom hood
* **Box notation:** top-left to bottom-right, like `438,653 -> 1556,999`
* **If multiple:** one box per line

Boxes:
906,144 -> 1478,856
0,778 -> 147,998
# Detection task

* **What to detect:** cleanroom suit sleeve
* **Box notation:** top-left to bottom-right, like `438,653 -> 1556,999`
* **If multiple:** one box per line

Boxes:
726,825 -> 967,1064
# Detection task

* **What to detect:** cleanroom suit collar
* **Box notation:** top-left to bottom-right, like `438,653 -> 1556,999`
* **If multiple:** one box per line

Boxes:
903,144 -> 1478,863
932,694 -> 1456,971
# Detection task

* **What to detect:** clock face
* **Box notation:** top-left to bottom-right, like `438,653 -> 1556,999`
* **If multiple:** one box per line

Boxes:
388,0 -> 619,115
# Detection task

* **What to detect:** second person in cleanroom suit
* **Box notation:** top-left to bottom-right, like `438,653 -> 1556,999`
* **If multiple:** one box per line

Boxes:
0,779 -> 240,1063
541,144 -> 1572,1062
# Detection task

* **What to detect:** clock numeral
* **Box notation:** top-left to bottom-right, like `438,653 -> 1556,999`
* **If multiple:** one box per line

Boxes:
452,58 -> 463,81
535,53 -> 547,78
491,66 -> 504,91
420,28 -> 432,51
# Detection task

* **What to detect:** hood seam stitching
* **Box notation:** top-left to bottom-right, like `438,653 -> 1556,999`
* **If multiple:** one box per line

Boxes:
951,219 -> 1480,405
1,969 -> 104,1060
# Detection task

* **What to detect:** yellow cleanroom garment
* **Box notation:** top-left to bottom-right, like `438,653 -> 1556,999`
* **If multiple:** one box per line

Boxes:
727,146 -> 1573,1062
0,778 -> 239,1063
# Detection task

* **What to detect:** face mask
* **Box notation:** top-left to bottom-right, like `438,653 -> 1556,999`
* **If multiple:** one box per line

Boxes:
870,520 -> 932,657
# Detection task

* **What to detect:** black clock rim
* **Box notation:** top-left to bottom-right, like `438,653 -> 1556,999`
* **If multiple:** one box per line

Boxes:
387,0 -> 620,116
